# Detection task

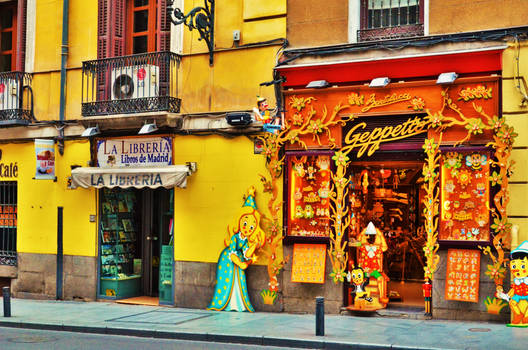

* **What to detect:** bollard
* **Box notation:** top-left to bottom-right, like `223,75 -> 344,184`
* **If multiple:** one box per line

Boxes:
315,296 -> 324,336
3,286 -> 11,317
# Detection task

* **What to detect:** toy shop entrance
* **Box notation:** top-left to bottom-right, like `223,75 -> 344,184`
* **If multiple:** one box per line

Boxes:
347,155 -> 426,311
345,116 -> 427,312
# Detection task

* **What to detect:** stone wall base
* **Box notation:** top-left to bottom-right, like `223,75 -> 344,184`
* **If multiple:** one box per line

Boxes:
432,250 -> 510,323
174,245 -> 343,314
10,253 -> 97,301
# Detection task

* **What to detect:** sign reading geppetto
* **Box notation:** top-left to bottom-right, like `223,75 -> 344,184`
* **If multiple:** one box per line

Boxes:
343,114 -> 431,157
97,137 -> 172,168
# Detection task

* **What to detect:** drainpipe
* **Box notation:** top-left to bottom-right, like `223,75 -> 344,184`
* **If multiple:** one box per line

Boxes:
58,0 -> 70,155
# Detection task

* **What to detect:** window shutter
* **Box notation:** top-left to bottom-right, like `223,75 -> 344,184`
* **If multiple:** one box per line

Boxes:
97,0 -> 126,59
113,0 -> 126,57
157,0 -> 171,52
16,0 -> 27,72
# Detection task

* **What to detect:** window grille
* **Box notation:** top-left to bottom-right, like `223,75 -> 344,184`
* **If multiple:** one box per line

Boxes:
0,181 -> 17,266
367,0 -> 420,29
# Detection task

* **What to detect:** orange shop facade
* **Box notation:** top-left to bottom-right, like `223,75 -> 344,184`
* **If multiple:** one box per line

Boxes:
271,49 -> 514,321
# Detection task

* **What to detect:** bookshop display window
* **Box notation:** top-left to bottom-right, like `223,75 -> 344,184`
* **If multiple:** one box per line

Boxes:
287,154 -> 331,238
439,151 -> 490,242
99,188 -> 141,299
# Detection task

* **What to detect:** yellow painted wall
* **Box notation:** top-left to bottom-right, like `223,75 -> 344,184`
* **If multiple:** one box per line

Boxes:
430,0 -> 528,35
0,140 -> 96,257
180,0 -> 285,114
179,46 -> 277,113
503,42 -> 528,245
32,0 -> 97,121
172,135 -> 280,263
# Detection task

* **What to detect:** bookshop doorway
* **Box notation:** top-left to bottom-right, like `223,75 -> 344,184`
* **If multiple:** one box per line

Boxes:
98,188 -> 174,306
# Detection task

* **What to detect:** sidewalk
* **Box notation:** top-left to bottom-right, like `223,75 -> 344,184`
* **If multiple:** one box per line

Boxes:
0,298 -> 526,349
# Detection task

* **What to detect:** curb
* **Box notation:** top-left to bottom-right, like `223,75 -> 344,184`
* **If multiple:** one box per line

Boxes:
0,321 -> 453,350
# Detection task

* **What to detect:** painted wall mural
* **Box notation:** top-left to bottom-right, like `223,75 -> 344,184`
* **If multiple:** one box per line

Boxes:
207,187 -> 265,312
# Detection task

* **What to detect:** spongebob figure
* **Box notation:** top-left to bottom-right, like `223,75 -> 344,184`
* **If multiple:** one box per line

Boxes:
496,240 -> 528,327
346,266 -> 372,309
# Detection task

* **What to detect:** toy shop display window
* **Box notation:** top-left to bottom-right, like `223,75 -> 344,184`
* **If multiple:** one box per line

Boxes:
286,153 -> 332,240
439,151 -> 491,243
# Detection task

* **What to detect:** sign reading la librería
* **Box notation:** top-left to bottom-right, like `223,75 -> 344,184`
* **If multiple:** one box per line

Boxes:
97,137 -> 172,168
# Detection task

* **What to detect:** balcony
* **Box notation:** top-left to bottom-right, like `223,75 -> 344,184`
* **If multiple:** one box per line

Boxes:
0,72 -> 33,126
81,51 -> 181,117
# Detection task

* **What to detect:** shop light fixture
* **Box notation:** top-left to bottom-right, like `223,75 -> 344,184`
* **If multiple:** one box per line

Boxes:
436,72 -> 458,84
138,121 -> 158,134
186,161 -> 198,173
81,125 -> 100,137
369,77 -> 390,88
305,80 -> 329,89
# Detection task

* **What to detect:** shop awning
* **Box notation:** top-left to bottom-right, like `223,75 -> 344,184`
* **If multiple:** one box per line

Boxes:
71,165 -> 193,189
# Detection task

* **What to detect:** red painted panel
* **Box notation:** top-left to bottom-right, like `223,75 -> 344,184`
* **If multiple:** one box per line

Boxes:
277,50 -> 503,88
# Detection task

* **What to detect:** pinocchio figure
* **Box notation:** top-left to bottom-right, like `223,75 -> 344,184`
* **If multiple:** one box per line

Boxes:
423,278 -> 432,317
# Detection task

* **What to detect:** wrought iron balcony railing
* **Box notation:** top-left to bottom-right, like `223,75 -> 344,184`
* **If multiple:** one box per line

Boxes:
0,71 -> 33,126
358,23 -> 424,42
81,51 -> 181,117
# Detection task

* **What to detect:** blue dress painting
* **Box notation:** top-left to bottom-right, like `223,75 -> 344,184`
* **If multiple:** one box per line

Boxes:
207,194 -> 265,312
207,232 -> 254,312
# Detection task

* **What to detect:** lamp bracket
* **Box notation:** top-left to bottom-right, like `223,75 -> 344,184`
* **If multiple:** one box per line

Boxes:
167,0 -> 215,66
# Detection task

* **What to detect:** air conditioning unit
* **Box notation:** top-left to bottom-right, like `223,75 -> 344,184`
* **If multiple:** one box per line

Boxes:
111,64 -> 159,100
0,78 -> 21,111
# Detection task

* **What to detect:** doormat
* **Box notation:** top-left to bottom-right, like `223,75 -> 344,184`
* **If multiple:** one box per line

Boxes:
116,296 -> 159,306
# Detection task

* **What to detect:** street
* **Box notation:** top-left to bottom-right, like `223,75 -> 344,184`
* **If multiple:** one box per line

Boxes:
0,327 -> 297,350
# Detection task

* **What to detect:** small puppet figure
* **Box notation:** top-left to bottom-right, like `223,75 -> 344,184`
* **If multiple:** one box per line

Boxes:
347,266 -> 373,309
423,278 -> 432,317
252,96 -> 283,133
496,240 -> 528,327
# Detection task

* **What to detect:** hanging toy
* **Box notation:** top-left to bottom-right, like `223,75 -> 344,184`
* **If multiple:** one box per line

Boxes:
306,163 -> 317,181
294,205 -> 304,219
360,170 -> 369,194
465,153 -> 487,171
304,205 -> 314,219
292,156 -> 307,178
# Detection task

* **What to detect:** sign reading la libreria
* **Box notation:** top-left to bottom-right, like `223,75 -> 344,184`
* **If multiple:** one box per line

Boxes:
97,137 -> 172,168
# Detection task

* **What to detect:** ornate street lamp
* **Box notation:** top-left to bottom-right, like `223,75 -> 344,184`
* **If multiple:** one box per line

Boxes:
167,0 -> 215,66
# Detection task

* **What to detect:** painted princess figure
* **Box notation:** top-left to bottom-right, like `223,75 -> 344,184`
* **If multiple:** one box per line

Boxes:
207,187 -> 265,312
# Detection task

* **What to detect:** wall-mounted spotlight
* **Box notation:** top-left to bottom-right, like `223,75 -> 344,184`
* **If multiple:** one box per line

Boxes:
306,80 -> 329,89
369,77 -> 390,88
138,121 -> 158,134
81,125 -> 100,137
436,72 -> 458,84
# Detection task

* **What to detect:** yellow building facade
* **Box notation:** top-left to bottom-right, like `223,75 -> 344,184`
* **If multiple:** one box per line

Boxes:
0,0 -> 285,308
1,0 -> 528,323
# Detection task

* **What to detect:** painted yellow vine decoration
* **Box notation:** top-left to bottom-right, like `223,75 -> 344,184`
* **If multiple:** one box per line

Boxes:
258,95 -> 355,299
425,86 -> 516,311
421,135 -> 441,280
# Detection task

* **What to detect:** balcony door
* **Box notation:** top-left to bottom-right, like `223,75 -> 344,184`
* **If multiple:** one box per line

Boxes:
0,2 -> 17,72
127,0 -> 157,54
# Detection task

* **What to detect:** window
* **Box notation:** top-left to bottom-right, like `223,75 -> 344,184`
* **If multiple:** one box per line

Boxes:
359,0 -> 424,42
0,2 -> 17,72
127,0 -> 157,54
0,181 -> 17,266
98,0 -> 171,59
